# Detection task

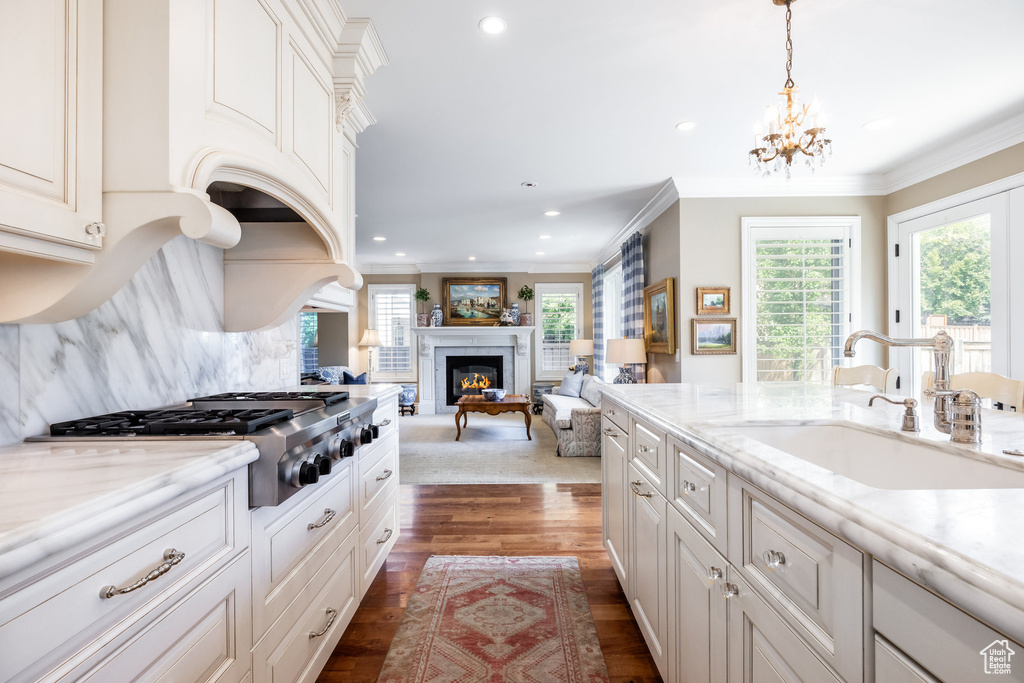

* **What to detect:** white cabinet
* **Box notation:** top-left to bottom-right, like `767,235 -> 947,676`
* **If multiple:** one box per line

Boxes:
627,462 -> 669,677
601,411 -> 629,591
0,0 -> 104,262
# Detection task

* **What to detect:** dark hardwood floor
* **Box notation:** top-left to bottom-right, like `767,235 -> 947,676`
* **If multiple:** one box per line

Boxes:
316,483 -> 662,683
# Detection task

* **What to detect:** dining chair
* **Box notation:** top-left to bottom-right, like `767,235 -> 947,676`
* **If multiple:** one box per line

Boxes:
832,364 -> 898,393
922,371 -> 1024,411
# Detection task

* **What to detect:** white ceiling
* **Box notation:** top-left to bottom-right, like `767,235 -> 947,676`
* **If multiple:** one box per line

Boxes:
341,0 -> 1024,271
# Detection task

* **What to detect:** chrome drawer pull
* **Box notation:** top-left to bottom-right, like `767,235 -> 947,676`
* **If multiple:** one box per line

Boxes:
376,469 -> 394,482
309,607 -> 338,639
707,566 -> 723,582
378,418 -> 392,427
681,480 -> 697,494
602,428 -> 619,436
721,583 -> 739,599
100,549 -> 185,599
307,508 -> 337,530
629,481 -> 653,498
762,549 -> 786,569
637,445 -> 650,454
606,409 -> 616,415
376,527 -> 394,545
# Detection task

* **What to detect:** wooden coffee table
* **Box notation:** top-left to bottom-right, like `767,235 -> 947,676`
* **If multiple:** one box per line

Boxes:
455,395 -> 532,441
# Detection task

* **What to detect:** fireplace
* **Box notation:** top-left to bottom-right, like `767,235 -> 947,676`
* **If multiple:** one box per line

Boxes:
445,355 -> 504,406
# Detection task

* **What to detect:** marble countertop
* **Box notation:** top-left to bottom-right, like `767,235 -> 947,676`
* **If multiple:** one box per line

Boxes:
601,382 -> 1024,642
0,383 -> 403,582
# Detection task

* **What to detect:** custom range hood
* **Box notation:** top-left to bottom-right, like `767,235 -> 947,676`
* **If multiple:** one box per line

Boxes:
0,0 -> 385,331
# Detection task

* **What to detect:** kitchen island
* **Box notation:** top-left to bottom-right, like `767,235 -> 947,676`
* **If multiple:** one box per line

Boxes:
601,382 -> 1024,682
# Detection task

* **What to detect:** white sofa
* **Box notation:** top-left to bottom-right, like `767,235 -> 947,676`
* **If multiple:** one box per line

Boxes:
541,374 -> 604,457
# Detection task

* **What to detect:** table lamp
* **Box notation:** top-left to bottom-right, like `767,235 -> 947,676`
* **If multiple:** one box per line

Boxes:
358,329 -> 382,383
605,338 -> 647,384
569,339 -> 594,375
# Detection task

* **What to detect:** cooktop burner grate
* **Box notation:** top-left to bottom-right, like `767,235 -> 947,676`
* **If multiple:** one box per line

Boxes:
49,408 -> 295,437
189,391 -> 350,406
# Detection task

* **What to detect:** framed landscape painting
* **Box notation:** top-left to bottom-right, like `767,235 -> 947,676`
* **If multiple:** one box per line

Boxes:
696,286 -> 730,315
442,277 -> 507,325
691,318 -> 737,355
643,277 -> 676,354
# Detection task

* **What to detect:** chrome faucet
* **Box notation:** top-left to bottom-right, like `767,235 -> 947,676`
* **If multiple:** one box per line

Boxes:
844,330 -> 981,443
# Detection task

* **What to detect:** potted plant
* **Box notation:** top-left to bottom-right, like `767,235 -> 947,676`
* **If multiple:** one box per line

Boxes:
517,285 -> 534,326
415,287 -> 431,327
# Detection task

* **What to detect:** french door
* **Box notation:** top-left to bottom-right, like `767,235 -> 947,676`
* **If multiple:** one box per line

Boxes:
890,194 -> 1009,398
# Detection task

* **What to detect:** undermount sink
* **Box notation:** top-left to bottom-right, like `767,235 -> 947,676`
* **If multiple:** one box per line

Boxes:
726,423 -> 1024,490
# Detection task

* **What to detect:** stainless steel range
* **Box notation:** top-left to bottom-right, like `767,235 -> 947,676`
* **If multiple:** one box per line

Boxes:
41,391 -> 384,507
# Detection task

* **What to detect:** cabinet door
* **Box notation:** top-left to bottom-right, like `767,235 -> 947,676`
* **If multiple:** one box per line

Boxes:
602,417 -> 629,593
726,574 -> 842,683
667,507 -> 728,683
0,0 -> 103,260
628,463 -> 668,678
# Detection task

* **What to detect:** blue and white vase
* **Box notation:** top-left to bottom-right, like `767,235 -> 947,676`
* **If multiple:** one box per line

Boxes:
510,302 -> 521,326
399,384 -> 417,406
430,303 -> 443,327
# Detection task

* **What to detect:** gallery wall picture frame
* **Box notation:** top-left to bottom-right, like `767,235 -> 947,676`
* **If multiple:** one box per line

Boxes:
691,318 -> 737,355
441,277 -> 508,326
643,277 -> 676,354
696,286 -> 730,315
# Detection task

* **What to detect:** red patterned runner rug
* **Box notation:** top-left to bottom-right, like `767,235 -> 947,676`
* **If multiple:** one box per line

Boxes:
377,556 -> 611,683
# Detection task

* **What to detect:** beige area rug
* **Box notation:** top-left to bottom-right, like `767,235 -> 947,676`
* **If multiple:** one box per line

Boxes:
398,412 -> 601,484
377,556 -> 610,683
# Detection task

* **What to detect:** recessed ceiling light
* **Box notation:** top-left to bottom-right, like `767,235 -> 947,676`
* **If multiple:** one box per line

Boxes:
521,182 -> 537,188
544,210 -> 561,217
479,17 -> 507,34
468,256 -> 476,261
394,252 -> 406,256
373,236 -> 387,241
862,117 -> 895,131
535,252 -> 545,256
675,121 -> 697,131
539,235 -> 552,240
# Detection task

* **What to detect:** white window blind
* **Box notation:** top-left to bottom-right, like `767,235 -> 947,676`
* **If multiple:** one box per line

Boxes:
741,219 -> 860,384
535,283 -> 583,380
369,285 -> 415,380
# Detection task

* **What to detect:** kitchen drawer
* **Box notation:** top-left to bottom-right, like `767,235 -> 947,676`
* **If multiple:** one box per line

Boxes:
873,561 -> 1024,683
358,434 -> 398,523
630,415 -> 667,496
252,527 -> 359,683
359,489 -> 400,597
367,399 -> 398,449
250,461 -> 358,640
601,398 -> 627,432
627,463 -> 668,678
76,554 -> 252,683
728,475 -> 864,683
670,436 -> 728,555
0,471 -> 246,683
875,634 -> 940,683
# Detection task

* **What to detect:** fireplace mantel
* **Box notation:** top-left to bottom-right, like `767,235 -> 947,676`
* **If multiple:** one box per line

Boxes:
413,327 -> 534,414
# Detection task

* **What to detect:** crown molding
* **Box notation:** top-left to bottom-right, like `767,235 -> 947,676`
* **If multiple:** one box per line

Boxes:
592,178 -> 680,267
357,264 -> 422,275
672,174 -> 888,198
882,110 -> 1024,194
415,261 -> 592,274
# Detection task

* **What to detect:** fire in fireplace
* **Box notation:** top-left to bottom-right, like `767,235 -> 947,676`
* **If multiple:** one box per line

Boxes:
446,355 -> 504,405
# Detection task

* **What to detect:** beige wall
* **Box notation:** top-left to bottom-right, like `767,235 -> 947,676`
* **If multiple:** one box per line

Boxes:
644,201 -> 682,383
677,195 -> 888,384
315,311 -> 349,366
356,271 -> 593,388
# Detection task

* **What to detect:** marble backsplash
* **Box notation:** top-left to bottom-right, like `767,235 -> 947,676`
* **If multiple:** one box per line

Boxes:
0,236 -> 299,446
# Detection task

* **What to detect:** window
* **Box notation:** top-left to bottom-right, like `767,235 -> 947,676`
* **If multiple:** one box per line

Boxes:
368,284 -> 416,381
601,263 -> 623,381
741,217 -> 861,384
535,283 -> 584,381
299,311 -> 319,373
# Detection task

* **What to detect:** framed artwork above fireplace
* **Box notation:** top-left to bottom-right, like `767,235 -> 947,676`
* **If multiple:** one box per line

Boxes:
442,277 -> 507,325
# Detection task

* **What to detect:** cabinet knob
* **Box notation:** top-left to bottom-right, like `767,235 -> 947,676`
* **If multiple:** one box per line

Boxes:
762,549 -> 786,569
707,566 -> 723,582
721,582 -> 739,599
681,480 -> 697,494
637,445 -> 650,454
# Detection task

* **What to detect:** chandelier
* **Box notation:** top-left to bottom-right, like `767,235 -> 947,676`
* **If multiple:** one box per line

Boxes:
749,0 -> 831,179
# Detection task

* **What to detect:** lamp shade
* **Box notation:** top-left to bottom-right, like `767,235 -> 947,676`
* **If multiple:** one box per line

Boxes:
569,339 -> 594,356
606,338 -> 647,365
357,329 -> 382,347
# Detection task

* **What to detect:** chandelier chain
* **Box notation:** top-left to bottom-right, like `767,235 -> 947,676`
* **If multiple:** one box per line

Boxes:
784,1 -> 794,89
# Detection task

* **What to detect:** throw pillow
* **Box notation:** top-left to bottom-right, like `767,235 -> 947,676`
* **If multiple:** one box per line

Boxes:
558,370 -> 585,398
317,366 -> 346,384
343,370 -> 368,385
580,374 -> 604,407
